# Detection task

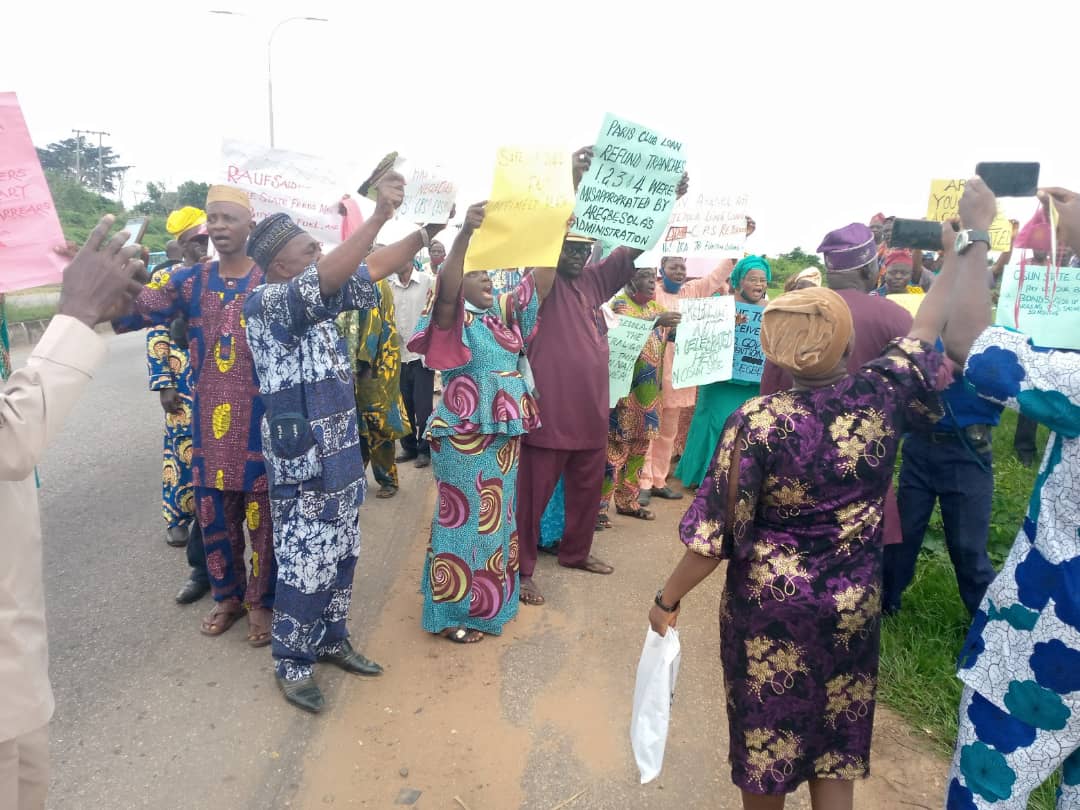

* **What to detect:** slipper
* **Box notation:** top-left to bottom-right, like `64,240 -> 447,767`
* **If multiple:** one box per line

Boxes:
596,514 -> 613,531
616,506 -> 656,521
376,484 -> 398,499
519,577 -> 546,606
247,606 -> 272,647
560,555 -> 614,575
440,627 -> 484,644
200,599 -> 246,637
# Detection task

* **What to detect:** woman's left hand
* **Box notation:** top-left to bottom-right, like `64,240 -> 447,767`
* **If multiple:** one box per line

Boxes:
649,602 -> 679,636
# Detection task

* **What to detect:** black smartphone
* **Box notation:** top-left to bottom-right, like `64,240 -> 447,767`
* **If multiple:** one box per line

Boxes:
122,216 -> 149,246
889,218 -> 950,251
975,162 -> 1040,197
357,152 -> 399,201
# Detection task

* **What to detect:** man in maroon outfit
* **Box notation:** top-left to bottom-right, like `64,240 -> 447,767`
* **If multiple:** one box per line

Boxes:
516,148 -> 688,606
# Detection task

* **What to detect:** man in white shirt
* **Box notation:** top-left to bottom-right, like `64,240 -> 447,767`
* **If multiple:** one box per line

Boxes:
1,215 -> 147,810
389,255 -> 436,468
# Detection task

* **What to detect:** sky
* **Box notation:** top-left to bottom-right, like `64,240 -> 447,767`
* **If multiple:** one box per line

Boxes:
5,0 -> 1078,254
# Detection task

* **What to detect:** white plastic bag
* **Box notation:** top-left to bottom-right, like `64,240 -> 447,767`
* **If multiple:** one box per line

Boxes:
630,626 -> 681,784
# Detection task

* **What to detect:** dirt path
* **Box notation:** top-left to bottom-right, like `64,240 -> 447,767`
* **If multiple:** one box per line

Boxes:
296,491 -> 948,810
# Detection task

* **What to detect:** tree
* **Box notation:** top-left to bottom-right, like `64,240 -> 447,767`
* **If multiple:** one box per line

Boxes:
35,138 -> 127,194
766,248 -> 824,289
176,181 -> 210,209
133,180 -> 211,216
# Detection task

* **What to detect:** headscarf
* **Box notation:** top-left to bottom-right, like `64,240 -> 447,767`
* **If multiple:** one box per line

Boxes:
882,248 -> 914,270
729,255 -> 771,290
165,206 -> 207,238
205,185 -> 251,208
760,287 -> 854,380
784,267 -> 823,291
247,212 -> 305,270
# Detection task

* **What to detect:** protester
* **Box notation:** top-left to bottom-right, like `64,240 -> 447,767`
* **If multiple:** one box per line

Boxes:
428,240 -> 446,274
760,223 -> 913,551
515,147 -> 690,607
638,255 -> 733,505
1,215 -> 147,810
170,205 -> 211,268
115,186 -> 276,646
153,240 -> 183,272
406,201 -> 554,642
676,255 -> 771,488
945,183 -> 1080,810
784,266 -> 822,292
391,252 -> 436,469
337,231 -> 411,500
242,173 -> 417,711
650,213 -> 990,809
599,268 -> 680,523
873,249 -> 925,296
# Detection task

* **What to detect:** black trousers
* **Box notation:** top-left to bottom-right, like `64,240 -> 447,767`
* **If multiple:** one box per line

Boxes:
187,519 -> 209,585
400,360 -> 435,456
1013,413 -> 1039,461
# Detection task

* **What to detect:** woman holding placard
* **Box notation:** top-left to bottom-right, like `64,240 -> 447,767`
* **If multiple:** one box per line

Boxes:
676,256 -> 771,489
406,202 -> 556,644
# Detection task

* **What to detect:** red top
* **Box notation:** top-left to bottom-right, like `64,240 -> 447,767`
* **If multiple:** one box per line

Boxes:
525,248 -> 636,451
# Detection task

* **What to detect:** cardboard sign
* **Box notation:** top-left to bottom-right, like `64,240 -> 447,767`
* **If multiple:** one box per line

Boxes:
671,296 -> 735,388
660,192 -> 749,258
396,159 -> 456,225
607,314 -> 657,407
996,264 -> 1080,350
572,113 -> 685,252
222,139 -> 351,247
886,293 -> 925,318
465,147 -> 575,272
926,179 -> 1013,252
732,302 -> 764,382
0,92 -> 67,293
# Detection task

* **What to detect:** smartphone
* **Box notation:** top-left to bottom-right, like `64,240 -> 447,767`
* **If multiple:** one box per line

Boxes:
975,162 -> 1040,197
889,218 -> 951,251
357,152 -> 399,201
122,216 -> 149,246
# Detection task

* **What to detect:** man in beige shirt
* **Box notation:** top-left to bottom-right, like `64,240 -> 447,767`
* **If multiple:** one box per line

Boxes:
0,215 -> 146,810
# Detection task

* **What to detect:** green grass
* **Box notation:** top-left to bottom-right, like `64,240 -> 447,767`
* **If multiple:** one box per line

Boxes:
879,408 -> 1059,808
3,287 -> 60,324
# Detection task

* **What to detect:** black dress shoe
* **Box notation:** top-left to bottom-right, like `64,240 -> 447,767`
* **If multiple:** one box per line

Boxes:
414,454 -> 431,469
395,451 -> 418,463
175,577 -> 211,605
651,486 -> 684,500
317,640 -> 384,676
276,674 -> 325,713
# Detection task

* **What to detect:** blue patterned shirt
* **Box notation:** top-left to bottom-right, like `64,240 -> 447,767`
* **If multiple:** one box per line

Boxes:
244,264 -> 377,519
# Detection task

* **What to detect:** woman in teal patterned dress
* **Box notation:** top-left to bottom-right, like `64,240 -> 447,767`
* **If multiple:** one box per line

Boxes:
407,202 -> 557,643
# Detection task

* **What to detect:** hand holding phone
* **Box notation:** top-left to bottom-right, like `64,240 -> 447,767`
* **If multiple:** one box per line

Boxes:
975,162 -> 1040,197
121,216 -> 149,247
889,218 -> 957,251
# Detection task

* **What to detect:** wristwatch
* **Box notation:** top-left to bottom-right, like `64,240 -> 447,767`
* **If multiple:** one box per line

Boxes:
955,229 -> 991,255
654,589 -> 680,613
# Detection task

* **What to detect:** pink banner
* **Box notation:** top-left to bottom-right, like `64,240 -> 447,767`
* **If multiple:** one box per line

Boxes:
0,92 -> 66,293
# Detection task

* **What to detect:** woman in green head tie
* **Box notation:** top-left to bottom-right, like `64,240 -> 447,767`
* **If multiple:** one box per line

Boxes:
676,255 -> 771,488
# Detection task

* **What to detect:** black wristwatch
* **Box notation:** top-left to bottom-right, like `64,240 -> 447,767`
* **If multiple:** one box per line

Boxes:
654,589 -> 680,613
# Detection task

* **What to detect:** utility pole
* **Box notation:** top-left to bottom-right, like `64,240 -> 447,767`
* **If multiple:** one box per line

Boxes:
71,129 -> 110,192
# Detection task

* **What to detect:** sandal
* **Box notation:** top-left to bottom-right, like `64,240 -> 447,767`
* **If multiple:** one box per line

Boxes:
616,506 -> 656,521
596,514 -> 613,531
247,606 -> 272,647
200,599 -> 246,637
376,484 -> 398,499
519,577 -> 546,606
440,627 -> 484,644
560,555 -> 615,575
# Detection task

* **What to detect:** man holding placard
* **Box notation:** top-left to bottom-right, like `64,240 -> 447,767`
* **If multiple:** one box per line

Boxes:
515,141 -> 689,607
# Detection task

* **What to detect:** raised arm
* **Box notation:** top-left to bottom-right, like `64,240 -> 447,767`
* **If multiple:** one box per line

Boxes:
431,201 -> 486,329
937,178 -> 997,362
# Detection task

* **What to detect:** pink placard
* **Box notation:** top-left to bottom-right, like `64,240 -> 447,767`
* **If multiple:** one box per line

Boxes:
0,92 -> 66,293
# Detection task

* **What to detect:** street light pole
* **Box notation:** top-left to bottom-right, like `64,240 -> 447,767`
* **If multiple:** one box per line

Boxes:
210,11 -> 327,149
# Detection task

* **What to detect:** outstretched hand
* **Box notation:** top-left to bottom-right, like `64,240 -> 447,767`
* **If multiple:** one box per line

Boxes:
57,214 -> 149,328
460,201 -> 487,235
373,171 -> 406,221
572,145 -> 594,191
958,177 -> 997,232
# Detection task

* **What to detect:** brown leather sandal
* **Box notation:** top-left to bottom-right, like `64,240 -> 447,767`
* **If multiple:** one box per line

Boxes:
247,606 -> 272,647
200,599 -> 246,637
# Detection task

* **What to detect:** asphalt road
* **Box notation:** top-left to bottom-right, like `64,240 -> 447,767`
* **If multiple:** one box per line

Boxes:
15,330 -> 426,810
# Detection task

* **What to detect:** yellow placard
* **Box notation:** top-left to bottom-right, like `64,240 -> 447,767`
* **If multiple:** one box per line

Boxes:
464,147 -> 574,272
886,293 -> 925,317
926,179 -> 1013,251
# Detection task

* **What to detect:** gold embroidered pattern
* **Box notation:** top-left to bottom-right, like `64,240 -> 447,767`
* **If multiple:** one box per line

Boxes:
745,636 -> 808,700
834,501 -> 881,555
829,408 -> 889,475
834,585 -> 881,649
764,476 -> 814,519
813,752 -> 867,780
747,544 -> 810,604
687,519 -> 723,558
824,674 -> 876,728
744,393 -> 809,451
744,728 -> 802,791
